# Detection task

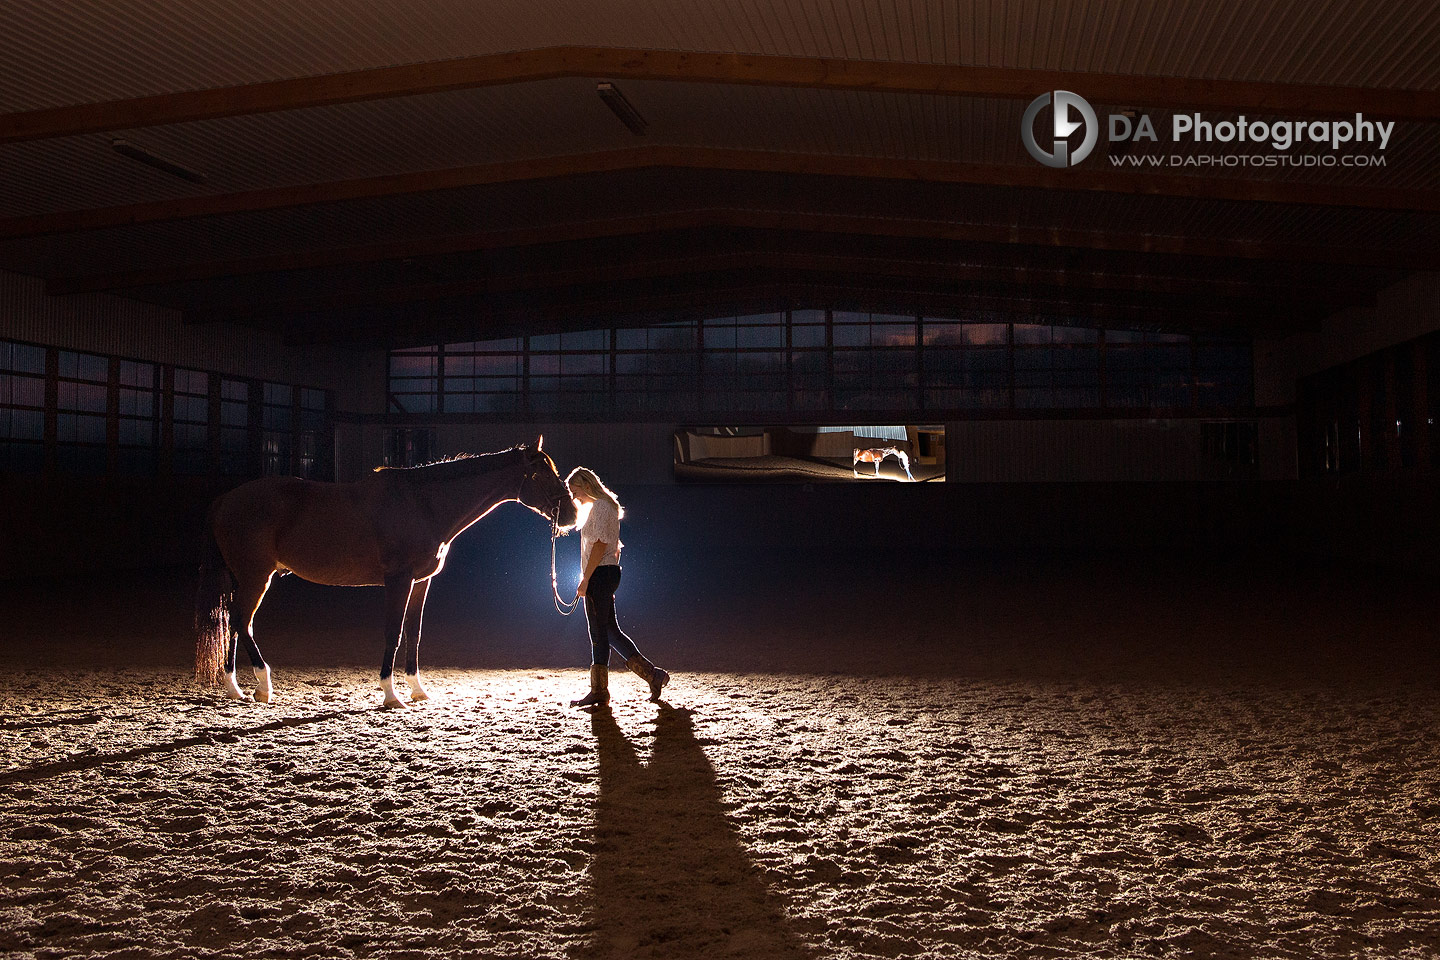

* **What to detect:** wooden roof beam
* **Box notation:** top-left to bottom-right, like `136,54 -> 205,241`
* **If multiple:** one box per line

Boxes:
4,46 -> 1437,144
5,146 -> 1439,243
27,208 -> 1437,287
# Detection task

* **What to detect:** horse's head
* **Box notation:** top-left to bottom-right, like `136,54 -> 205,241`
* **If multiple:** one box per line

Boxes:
517,440 -> 579,532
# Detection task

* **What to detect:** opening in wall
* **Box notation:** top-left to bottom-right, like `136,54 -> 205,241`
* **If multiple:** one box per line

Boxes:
674,424 -> 944,483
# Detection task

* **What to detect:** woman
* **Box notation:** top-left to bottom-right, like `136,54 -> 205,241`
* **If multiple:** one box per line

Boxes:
566,467 -> 670,707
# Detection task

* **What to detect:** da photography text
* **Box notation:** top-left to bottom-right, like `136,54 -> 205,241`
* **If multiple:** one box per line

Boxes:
1022,90 -> 1395,169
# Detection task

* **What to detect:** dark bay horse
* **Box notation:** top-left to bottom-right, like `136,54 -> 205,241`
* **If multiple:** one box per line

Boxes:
196,440 -> 578,708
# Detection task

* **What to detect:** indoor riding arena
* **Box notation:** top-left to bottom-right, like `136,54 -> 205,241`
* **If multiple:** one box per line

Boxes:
3,4 -> 1439,959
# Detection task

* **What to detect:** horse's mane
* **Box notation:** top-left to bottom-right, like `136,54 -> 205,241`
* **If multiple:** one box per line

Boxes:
372,444 -> 525,474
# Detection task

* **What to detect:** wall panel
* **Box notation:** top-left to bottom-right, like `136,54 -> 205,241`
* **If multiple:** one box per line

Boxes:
0,269 -> 374,412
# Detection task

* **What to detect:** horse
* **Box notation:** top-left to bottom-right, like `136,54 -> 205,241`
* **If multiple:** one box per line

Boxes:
195,439 -> 578,708
853,446 -> 915,481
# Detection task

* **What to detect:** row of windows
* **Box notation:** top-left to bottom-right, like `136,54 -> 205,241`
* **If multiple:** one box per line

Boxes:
1297,329 -> 1440,476
388,311 -> 1253,418
0,339 -> 331,479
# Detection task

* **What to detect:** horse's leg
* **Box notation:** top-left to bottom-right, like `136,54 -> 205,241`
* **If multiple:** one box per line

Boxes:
241,622 -> 272,704
224,571 -> 274,702
220,627 -> 246,701
380,573 -> 414,709
402,578 -> 432,702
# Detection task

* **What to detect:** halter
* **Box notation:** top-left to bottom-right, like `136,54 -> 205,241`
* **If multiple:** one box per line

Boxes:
514,453 -> 580,616
515,454 -> 546,506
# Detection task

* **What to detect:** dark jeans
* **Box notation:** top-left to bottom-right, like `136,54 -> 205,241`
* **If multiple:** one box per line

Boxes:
584,565 -> 642,666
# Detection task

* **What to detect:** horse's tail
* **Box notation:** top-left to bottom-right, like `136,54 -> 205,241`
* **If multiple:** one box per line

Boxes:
194,508 -> 233,686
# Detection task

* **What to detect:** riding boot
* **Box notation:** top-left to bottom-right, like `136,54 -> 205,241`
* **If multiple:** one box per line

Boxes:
570,665 -> 609,708
625,655 -> 670,702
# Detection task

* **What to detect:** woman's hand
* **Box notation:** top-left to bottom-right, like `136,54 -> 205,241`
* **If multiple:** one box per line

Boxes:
576,580 -> 587,599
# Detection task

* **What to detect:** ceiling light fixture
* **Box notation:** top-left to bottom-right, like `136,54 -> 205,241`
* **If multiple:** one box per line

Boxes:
597,82 -> 647,136
110,138 -> 208,184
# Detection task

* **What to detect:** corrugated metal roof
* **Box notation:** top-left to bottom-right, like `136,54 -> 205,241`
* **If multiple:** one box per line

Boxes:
2,0 -> 1438,113
0,1 -> 1430,342
2,80 -> 1434,221
0,78 -> 636,219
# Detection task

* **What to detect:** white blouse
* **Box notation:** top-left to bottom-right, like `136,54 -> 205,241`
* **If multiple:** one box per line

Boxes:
580,499 -> 623,567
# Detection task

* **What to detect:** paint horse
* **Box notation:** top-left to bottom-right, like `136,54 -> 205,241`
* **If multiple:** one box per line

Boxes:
196,440 -> 578,708
853,446 -> 915,481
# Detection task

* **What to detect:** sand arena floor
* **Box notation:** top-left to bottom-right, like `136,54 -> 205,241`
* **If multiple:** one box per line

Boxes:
2,559 -> 1439,959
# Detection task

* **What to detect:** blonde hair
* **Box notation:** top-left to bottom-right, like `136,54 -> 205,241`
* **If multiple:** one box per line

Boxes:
566,466 -> 624,518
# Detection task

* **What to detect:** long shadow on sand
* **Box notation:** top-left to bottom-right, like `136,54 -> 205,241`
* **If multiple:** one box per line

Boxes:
573,705 -> 815,960
0,710 -> 365,784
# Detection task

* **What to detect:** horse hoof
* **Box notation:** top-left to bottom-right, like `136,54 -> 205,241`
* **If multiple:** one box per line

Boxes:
254,689 -> 271,704
225,690 -> 252,702
383,697 -> 407,710
410,690 -> 430,702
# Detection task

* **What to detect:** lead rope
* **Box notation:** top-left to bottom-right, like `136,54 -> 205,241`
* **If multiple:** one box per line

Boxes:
550,504 -> 579,616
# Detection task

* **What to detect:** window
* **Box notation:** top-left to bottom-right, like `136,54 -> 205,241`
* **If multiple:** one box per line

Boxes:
1012,323 -> 1100,409
55,350 -> 109,475
389,347 -> 438,413
220,379 -> 250,475
1105,331 -> 1192,409
262,382 -> 293,476
529,330 -> 610,415
0,340 -> 329,479
0,341 -> 46,473
386,312 -> 1254,420
1195,337 -> 1253,408
172,368 -> 211,475
832,312 -> 917,410
923,318 -> 1008,410
442,339 -> 522,414
702,314 -> 786,412
116,360 -> 158,475
298,388 -> 330,479
614,321 -> 698,414
789,309 -> 828,410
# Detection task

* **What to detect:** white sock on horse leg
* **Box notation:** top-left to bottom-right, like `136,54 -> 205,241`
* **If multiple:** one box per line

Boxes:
382,674 -> 406,708
252,664 -> 272,703
405,673 -> 429,700
222,671 -> 249,701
